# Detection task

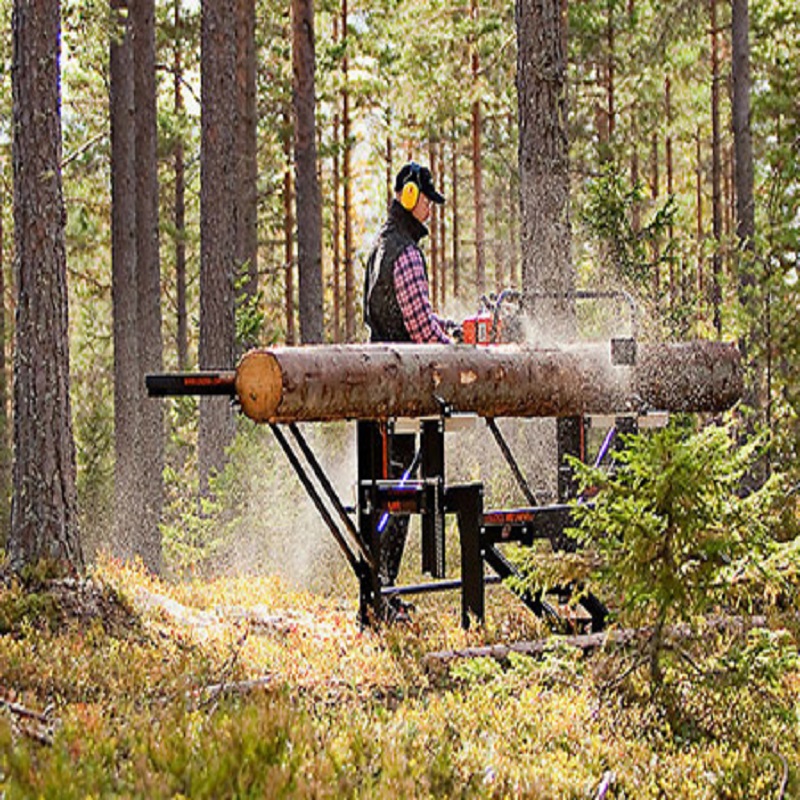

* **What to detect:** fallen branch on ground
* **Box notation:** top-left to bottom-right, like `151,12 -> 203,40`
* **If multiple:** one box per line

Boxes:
423,615 -> 771,666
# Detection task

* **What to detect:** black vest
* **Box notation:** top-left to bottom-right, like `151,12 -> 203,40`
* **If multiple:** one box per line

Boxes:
363,200 -> 429,343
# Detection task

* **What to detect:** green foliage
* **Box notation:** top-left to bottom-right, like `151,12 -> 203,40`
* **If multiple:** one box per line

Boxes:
0,560 -> 798,798
579,163 -> 676,294
572,419 -> 796,681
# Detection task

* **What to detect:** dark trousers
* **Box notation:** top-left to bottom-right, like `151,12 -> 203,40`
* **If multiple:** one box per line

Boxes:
380,432 -> 416,586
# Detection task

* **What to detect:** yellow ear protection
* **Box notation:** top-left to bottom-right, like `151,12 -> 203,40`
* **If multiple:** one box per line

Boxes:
399,163 -> 422,210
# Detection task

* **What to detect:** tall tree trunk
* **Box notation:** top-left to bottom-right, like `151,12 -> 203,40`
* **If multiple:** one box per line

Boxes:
437,139 -> 447,308
732,0 -> 755,258
451,127 -> 461,299
110,0 -> 141,560
199,0 -> 238,488
517,0 -> 575,337
173,0 -> 188,371
331,14 -> 341,343
471,0 -> 485,295
428,140 -> 439,306
9,0 -> 83,571
283,110 -> 295,345
131,0 -> 164,572
385,125 -> 393,209
236,0 -> 258,326
342,0 -> 354,341
665,77 -> 676,311
0,159 -> 8,545
709,0 -> 722,335
292,0 -> 324,343
695,127 -> 704,315
731,0 -> 761,416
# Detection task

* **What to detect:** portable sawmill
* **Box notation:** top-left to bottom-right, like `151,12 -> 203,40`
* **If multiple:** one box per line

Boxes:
147,293 -> 743,629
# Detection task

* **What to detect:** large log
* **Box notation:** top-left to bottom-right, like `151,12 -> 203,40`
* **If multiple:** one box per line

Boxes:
233,341 -> 742,423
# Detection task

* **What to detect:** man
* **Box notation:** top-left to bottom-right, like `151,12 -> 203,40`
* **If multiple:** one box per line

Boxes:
364,162 -> 457,345
363,162 -> 457,619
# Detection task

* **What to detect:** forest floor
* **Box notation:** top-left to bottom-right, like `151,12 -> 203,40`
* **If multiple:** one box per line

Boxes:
1,556 -> 798,798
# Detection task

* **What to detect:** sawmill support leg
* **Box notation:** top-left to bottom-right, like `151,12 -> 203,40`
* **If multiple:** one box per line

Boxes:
448,484 -> 485,628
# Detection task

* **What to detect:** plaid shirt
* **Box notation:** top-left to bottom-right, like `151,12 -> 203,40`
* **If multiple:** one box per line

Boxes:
393,245 -> 450,343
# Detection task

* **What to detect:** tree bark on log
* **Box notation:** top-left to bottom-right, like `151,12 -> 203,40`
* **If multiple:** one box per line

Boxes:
233,341 -> 742,423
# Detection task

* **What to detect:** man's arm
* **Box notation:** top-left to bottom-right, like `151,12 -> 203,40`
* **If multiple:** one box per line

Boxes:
393,246 -> 451,344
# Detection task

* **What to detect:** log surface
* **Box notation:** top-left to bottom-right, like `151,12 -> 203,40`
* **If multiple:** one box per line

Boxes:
234,341 -> 742,423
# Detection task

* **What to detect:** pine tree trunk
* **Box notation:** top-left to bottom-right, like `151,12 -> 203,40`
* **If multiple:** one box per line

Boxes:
471,0 -> 485,295
0,156 -> 7,544
732,0 -> 755,256
709,0 -> 722,335
451,128 -> 460,299
110,0 -> 141,560
236,0 -> 258,325
665,77 -> 677,314
10,0 -> 83,572
342,0 -> 354,342
173,0 -> 188,371
292,0 -> 324,343
332,14 -> 342,343
283,117 -> 295,345
199,0 -> 238,488
731,0 -> 762,416
131,0 -> 164,572
516,0 -> 575,337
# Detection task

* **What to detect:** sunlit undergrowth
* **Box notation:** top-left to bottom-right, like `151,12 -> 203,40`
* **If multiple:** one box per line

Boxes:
1,555 -> 798,798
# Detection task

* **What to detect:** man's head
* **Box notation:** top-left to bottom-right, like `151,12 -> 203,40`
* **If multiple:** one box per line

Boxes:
395,162 -> 444,222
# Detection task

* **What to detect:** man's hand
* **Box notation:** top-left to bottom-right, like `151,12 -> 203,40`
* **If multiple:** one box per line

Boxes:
442,318 -> 463,343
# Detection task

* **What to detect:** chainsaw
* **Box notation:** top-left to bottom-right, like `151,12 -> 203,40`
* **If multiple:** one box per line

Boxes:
460,289 -> 524,345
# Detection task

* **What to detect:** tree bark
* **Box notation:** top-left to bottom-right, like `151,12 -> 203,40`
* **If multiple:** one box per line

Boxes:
709,0 -> 722,335
516,0 -> 575,339
451,127 -> 461,299
9,0 -> 83,571
235,0 -> 259,327
471,0 -> 485,295
173,0 -> 188,372
199,0 -> 238,487
0,153 -> 7,545
732,0 -> 757,336
282,109 -> 295,345
233,341 -> 743,423
342,0 -> 354,342
292,0 -> 324,343
110,0 -> 141,560
130,0 -> 165,573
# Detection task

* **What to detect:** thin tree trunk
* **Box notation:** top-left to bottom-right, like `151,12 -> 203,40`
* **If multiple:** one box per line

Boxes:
292,0 -> 324,343
199,0 -> 238,488
451,127 -> 460,299
438,139 -> 447,308
429,140 -> 439,307
10,0 -> 83,571
331,15 -> 341,343
173,0 -> 188,371
732,0 -> 761,418
709,0 -> 722,335
517,0 -> 575,337
342,0 -> 354,341
283,112 -> 295,345
0,158 -> 7,544
732,0 -> 755,255
665,77 -> 676,311
695,127 -> 704,318
471,0 -> 485,295
236,0 -> 258,326
110,0 -> 141,559
132,0 -> 164,572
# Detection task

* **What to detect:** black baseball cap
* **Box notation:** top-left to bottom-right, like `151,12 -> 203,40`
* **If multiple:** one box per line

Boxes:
394,162 -> 445,204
